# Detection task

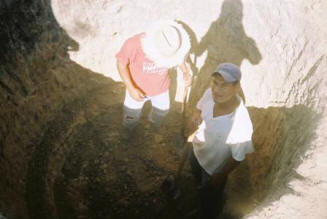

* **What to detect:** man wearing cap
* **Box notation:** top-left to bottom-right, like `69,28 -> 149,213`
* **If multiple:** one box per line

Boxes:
116,20 -> 192,131
186,63 -> 254,219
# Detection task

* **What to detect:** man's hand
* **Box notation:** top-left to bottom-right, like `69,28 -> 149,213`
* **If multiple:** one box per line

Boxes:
117,61 -> 146,101
209,173 -> 227,188
128,87 -> 146,102
185,109 -> 202,142
183,72 -> 192,87
179,62 -> 193,87
209,157 -> 241,188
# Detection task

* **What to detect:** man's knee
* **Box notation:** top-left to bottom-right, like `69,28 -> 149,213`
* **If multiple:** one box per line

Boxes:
148,106 -> 169,128
123,106 -> 142,130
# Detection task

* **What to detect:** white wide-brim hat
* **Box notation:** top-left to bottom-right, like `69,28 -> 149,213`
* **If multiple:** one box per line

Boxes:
141,20 -> 191,68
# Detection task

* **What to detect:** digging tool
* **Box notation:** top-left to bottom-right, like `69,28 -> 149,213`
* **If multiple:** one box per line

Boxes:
162,82 -> 192,200
161,140 -> 192,200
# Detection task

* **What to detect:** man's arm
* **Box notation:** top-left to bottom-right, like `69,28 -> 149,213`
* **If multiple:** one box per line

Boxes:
186,108 -> 202,142
178,62 -> 192,87
117,60 -> 145,101
209,156 -> 240,188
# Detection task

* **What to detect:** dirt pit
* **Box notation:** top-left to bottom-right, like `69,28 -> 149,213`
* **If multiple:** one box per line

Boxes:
23,83 -> 208,219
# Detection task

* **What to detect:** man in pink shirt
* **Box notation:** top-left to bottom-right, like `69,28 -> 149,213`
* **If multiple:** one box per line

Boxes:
116,20 -> 192,131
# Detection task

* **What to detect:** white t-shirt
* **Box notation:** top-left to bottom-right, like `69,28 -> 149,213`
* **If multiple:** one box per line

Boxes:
193,88 -> 254,175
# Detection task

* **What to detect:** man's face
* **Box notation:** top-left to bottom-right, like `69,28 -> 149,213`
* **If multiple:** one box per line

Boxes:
211,74 -> 239,104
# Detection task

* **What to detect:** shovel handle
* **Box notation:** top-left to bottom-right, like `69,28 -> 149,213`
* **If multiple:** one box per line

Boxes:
175,142 -> 191,180
175,79 -> 192,181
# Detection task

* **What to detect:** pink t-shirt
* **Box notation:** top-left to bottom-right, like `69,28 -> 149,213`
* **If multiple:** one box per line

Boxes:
116,33 -> 170,96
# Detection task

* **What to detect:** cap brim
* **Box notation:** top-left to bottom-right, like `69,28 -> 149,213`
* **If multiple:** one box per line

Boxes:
215,71 -> 238,83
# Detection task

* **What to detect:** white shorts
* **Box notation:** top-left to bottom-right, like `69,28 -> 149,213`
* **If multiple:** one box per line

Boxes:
123,89 -> 170,111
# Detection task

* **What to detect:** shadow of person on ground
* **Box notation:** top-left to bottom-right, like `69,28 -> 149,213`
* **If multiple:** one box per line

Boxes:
180,0 -> 262,106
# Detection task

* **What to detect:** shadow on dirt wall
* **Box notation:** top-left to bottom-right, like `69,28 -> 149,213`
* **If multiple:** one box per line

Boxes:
178,0 -> 262,107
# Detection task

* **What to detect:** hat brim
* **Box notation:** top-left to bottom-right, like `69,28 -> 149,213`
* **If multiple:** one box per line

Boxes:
141,20 -> 191,68
214,62 -> 241,83
215,71 -> 238,83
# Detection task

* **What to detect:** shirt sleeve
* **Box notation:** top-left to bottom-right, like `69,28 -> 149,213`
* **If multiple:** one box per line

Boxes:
230,140 -> 254,161
196,88 -> 211,110
115,36 -> 137,65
